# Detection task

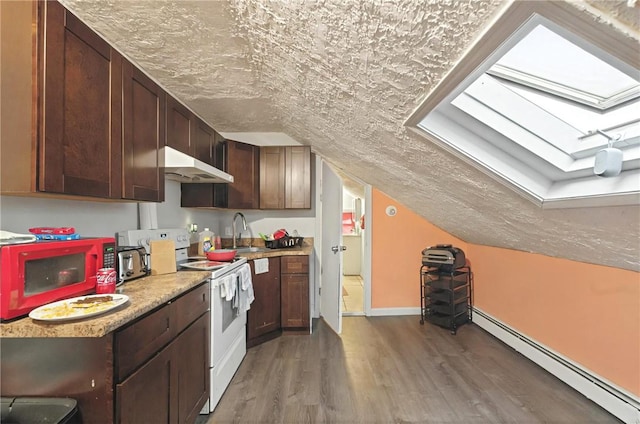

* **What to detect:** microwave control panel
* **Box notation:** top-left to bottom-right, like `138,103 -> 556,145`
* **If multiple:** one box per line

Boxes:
103,242 -> 116,269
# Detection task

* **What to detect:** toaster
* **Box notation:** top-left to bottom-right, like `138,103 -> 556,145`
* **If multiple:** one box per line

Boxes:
422,244 -> 466,272
117,246 -> 149,284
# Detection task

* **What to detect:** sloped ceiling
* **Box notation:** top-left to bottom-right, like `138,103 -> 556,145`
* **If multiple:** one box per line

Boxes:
60,0 -> 640,271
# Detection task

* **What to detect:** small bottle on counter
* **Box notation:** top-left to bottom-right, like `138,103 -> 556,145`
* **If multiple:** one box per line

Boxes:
198,228 -> 214,256
214,235 -> 222,250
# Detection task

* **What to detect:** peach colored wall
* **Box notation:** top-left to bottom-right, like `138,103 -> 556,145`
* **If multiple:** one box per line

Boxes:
370,188 -> 639,396
468,244 -> 640,396
371,189 -> 467,308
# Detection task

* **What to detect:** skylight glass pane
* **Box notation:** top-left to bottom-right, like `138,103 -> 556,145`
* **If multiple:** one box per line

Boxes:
492,25 -> 640,107
502,79 -> 640,135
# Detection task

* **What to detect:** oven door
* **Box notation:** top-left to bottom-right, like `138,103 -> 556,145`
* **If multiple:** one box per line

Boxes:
211,272 -> 247,367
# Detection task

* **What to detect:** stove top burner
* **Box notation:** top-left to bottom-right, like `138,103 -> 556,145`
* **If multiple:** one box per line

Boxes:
180,260 -> 229,271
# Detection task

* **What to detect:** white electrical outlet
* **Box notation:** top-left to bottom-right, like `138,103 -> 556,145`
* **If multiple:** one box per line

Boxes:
224,226 -> 232,236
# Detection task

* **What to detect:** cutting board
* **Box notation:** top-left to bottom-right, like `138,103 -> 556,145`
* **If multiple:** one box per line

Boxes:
150,239 -> 176,275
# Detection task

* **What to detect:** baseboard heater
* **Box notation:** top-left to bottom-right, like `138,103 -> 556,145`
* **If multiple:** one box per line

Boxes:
472,307 -> 640,424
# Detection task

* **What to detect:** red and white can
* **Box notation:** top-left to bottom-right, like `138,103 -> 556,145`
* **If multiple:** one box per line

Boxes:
96,268 -> 117,294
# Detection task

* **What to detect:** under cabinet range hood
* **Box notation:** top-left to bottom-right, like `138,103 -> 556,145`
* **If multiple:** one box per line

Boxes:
164,146 -> 234,184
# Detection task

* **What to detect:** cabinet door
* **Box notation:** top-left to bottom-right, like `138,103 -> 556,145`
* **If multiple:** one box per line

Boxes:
122,60 -> 165,202
115,303 -> 174,382
193,118 -> 215,165
281,274 -> 310,329
180,181 -> 215,208
247,257 -> 281,344
285,146 -> 311,209
227,140 -> 259,209
260,146 -> 285,209
39,1 -> 122,198
281,256 -> 310,330
116,345 -> 175,424
175,314 -> 210,424
166,96 -> 192,156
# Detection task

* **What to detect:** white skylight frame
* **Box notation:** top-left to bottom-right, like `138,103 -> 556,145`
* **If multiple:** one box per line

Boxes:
486,24 -> 640,111
405,1 -> 640,209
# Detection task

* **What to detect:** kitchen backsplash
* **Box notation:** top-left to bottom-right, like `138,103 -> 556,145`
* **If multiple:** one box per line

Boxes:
1,180 -> 317,241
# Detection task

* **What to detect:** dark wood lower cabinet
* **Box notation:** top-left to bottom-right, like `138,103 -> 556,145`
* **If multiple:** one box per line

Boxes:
0,282 -> 210,424
247,257 -> 281,347
247,255 -> 310,347
281,256 -> 310,331
117,312 -> 209,424
176,313 -> 210,424
117,344 -> 173,423
281,274 -> 310,330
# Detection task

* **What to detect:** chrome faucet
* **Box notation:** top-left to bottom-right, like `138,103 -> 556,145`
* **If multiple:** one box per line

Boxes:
232,212 -> 247,248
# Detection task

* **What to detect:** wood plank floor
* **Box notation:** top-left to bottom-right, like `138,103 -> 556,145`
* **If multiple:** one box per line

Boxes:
342,275 -> 364,315
200,317 -> 620,423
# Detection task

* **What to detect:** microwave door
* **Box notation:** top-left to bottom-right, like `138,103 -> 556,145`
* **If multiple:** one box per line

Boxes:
24,253 -> 87,295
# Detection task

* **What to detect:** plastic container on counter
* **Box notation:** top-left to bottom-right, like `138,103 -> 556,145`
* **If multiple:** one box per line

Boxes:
198,228 -> 214,256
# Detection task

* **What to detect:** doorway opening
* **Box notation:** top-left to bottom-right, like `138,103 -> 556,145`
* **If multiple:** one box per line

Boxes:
341,183 -> 366,316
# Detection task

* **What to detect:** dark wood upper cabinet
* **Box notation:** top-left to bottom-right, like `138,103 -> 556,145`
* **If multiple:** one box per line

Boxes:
285,146 -> 312,209
166,95 -> 217,167
260,147 -> 286,209
122,59 -> 165,202
226,140 -> 260,209
1,1 -> 169,203
181,182 -> 216,208
181,143 -> 311,210
260,146 -> 311,209
166,96 -> 193,156
38,1 -> 123,199
193,118 -> 215,166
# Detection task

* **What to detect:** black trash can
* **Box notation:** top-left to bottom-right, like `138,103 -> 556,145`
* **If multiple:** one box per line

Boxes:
1,397 -> 80,424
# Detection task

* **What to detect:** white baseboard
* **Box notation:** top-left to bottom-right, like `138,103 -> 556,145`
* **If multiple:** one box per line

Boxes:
473,308 -> 640,424
369,307 -> 421,316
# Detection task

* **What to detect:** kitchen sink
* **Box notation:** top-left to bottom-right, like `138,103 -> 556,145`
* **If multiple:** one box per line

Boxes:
235,246 -> 269,253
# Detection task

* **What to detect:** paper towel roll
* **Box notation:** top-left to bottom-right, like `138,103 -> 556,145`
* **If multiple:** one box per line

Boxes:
139,203 -> 158,230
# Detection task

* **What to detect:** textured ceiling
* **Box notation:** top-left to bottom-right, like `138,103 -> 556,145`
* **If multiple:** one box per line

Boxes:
60,0 -> 640,271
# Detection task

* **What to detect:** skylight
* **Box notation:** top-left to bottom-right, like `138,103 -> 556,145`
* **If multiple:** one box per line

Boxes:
488,25 -> 640,111
405,2 -> 640,209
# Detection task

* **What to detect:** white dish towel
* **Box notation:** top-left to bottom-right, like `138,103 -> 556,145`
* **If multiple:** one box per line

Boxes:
237,263 -> 254,313
219,273 -> 237,302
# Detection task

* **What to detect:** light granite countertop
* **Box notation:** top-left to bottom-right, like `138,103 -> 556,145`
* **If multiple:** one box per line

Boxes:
0,270 -> 211,339
237,245 -> 313,260
1,244 -> 314,339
